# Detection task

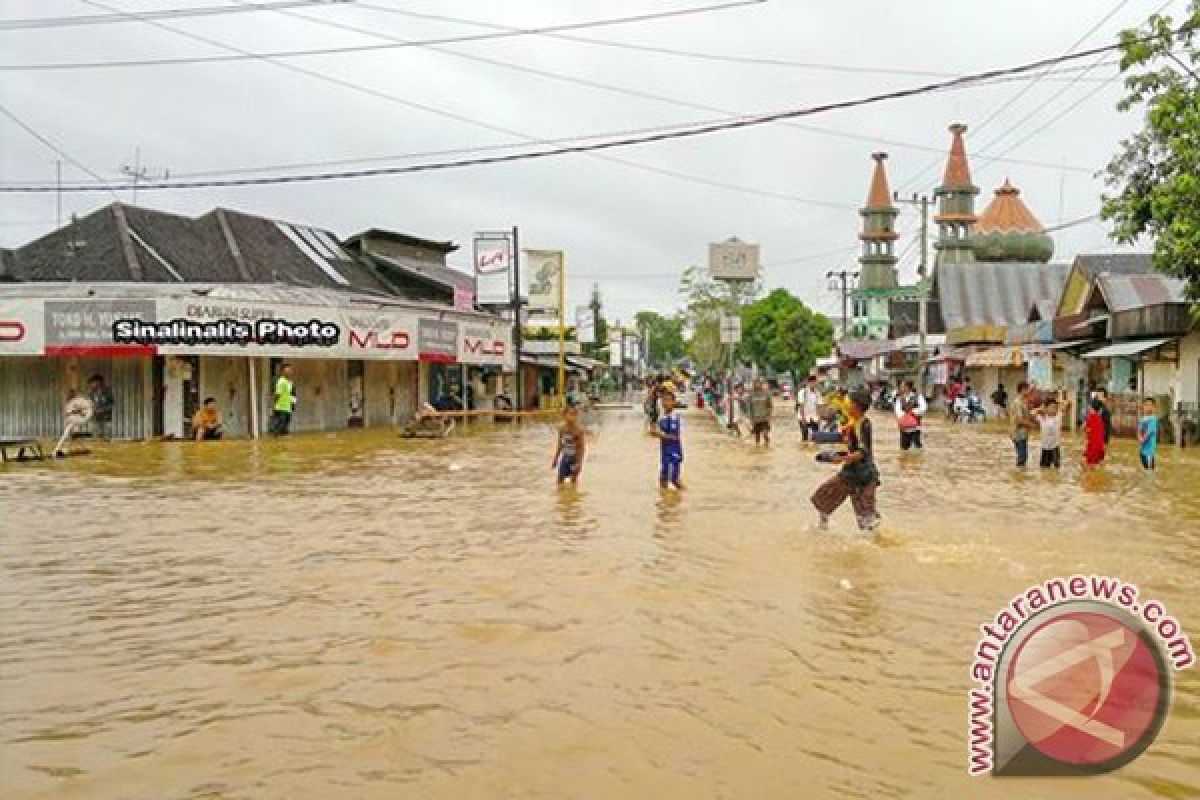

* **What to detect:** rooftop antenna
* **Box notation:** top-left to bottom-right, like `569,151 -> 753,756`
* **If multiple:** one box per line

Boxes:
65,212 -> 87,257
118,147 -> 170,205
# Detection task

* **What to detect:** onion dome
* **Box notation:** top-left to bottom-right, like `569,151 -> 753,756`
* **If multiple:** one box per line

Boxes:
971,180 -> 1054,263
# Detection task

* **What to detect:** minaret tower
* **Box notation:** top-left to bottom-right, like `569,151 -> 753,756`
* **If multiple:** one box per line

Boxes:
933,123 -> 979,266
858,152 -> 899,289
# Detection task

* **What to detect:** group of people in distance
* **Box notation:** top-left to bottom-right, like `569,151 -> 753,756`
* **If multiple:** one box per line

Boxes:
1007,382 -> 1160,471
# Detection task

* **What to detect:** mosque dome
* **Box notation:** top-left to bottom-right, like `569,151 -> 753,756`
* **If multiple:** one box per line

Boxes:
971,180 -> 1054,263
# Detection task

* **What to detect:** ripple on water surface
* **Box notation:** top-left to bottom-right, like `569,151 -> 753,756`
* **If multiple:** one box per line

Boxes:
1,412 -> 1198,799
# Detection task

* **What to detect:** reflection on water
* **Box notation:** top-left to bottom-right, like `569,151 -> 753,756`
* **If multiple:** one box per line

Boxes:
2,412 -> 1198,799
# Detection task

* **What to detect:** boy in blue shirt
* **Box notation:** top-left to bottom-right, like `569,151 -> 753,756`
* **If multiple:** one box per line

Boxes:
652,390 -> 684,489
1138,397 -> 1159,470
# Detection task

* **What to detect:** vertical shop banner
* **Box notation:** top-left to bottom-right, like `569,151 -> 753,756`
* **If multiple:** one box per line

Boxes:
608,329 -> 623,367
524,249 -> 563,318
0,297 -> 45,355
474,233 -> 513,307
1027,352 -> 1052,388
453,286 -> 475,312
575,306 -> 596,344
44,299 -> 156,355
623,334 -> 639,362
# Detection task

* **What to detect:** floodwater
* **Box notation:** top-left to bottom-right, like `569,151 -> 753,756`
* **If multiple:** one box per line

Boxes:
1,409 -> 1198,799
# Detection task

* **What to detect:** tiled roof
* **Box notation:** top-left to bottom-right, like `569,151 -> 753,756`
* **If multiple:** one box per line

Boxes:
4,202 -> 393,295
1096,273 -> 1187,312
975,180 -> 1045,234
936,261 -> 1071,330
363,252 -> 474,293
940,123 -> 974,189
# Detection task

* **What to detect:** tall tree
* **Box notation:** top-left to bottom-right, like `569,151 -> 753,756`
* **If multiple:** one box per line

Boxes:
634,310 -> 685,368
740,288 -> 834,377
1103,3 -> 1200,300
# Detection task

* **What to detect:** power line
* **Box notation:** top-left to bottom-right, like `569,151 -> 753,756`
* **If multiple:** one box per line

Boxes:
0,0 -> 345,31
0,0 -> 765,71
0,36 -> 1164,194
0,104 -> 112,186
893,0 -> 1136,193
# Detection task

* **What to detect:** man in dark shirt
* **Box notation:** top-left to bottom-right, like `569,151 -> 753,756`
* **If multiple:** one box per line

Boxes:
1097,388 -> 1114,444
88,374 -> 115,440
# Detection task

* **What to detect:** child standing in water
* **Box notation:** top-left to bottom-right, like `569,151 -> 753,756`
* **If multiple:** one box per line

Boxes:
1138,397 -> 1159,470
1083,396 -> 1107,467
1037,397 -> 1062,469
811,387 -> 880,532
551,405 -> 586,485
652,390 -> 684,489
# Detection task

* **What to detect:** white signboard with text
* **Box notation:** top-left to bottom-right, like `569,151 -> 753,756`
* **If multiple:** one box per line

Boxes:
474,233 -> 513,307
708,239 -> 760,281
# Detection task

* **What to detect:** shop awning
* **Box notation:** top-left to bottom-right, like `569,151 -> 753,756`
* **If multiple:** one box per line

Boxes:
964,346 -> 1023,367
1081,338 -> 1174,359
1045,339 -> 1097,351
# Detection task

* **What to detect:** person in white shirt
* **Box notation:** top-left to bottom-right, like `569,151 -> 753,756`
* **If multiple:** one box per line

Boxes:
796,375 -> 822,442
1037,397 -> 1063,469
893,380 -> 927,450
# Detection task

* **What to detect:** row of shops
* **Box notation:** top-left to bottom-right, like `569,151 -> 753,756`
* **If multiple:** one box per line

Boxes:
0,283 -> 512,440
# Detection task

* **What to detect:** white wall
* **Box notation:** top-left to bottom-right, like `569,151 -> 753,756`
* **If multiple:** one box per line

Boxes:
1177,331 -> 1200,407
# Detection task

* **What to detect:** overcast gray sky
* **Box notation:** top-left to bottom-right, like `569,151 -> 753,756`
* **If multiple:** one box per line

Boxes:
0,0 -> 1172,323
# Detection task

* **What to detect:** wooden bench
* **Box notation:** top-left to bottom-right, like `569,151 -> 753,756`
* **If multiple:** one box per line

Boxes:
0,438 -> 46,463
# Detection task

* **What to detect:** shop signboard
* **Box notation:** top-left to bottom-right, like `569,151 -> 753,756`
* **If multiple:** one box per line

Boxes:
525,249 -> 563,317
44,299 -> 156,356
474,233 -> 513,307
460,323 -> 510,368
708,238 -> 760,281
418,318 -> 459,363
608,329 -> 622,367
1026,351 -> 1052,388
0,296 -> 45,355
575,306 -> 595,344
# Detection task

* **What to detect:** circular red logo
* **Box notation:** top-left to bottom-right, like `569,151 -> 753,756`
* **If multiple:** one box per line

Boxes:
1005,610 -> 1167,768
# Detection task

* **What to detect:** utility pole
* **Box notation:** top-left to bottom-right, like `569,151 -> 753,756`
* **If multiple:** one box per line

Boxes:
55,160 -> 62,230
511,225 -> 523,412
826,269 -> 858,339
119,147 -> 169,205
895,191 -> 931,392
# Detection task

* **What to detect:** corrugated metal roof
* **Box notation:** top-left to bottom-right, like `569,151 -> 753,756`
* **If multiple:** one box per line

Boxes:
936,261 -> 1071,331
1073,253 -> 1153,278
1082,337 -> 1173,359
836,339 -> 891,360
1096,273 -> 1187,313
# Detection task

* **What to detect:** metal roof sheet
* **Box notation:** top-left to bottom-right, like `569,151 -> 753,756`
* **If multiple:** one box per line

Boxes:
1082,337 -> 1174,359
936,261 -> 1070,331
1095,273 -> 1187,313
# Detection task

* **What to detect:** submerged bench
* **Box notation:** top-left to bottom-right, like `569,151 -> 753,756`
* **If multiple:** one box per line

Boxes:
0,438 -> 46,462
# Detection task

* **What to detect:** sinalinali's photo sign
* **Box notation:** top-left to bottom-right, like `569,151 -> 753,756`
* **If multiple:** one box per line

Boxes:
0,296 -> 510,367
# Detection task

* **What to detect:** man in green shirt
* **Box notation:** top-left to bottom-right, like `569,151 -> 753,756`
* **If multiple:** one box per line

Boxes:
748,378 -> 774,446
270,363 -> 296,435
1009,380 -> 1035,467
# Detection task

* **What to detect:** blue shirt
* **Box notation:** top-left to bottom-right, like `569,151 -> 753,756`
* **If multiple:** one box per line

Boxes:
1139,414 -> 1159,456
658,411 -> 683,461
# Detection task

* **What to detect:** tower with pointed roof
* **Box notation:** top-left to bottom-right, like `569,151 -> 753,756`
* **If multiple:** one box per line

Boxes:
849,153 -> 901,340
858,152 -> 900,290
933,123 -> 979,266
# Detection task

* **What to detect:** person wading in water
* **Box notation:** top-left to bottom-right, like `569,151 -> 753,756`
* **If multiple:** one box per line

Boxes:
811,387 -> 881,532
893,379 -> 926,451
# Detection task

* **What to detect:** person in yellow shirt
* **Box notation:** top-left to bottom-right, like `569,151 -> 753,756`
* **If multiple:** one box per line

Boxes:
192,397 -> 224,441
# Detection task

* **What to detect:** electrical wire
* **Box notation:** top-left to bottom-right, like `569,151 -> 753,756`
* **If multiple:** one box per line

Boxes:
1,30 -> 1175,194
0,0 -> 765,71
892,0 -> 1137,193
0,103 -> 116,194
0,0 -> 346,31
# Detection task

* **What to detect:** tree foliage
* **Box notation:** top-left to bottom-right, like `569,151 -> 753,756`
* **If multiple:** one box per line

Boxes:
677,265 -> 760,369
634,310 -> 685,368
739,288 -> 834,377
1103,3 -> 1200,300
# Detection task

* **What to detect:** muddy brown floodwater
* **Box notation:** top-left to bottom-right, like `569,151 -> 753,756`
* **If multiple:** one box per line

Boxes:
2,409 -> 1198,799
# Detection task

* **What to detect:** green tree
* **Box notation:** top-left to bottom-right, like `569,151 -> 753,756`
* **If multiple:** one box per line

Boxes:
1103,3 -> 1200,300
678,265 -> 759,369
634,310 -> 685,368
740,288 -> 834,377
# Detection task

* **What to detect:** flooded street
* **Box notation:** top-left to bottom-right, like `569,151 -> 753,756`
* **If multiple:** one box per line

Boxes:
2,409 -> 1198,799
